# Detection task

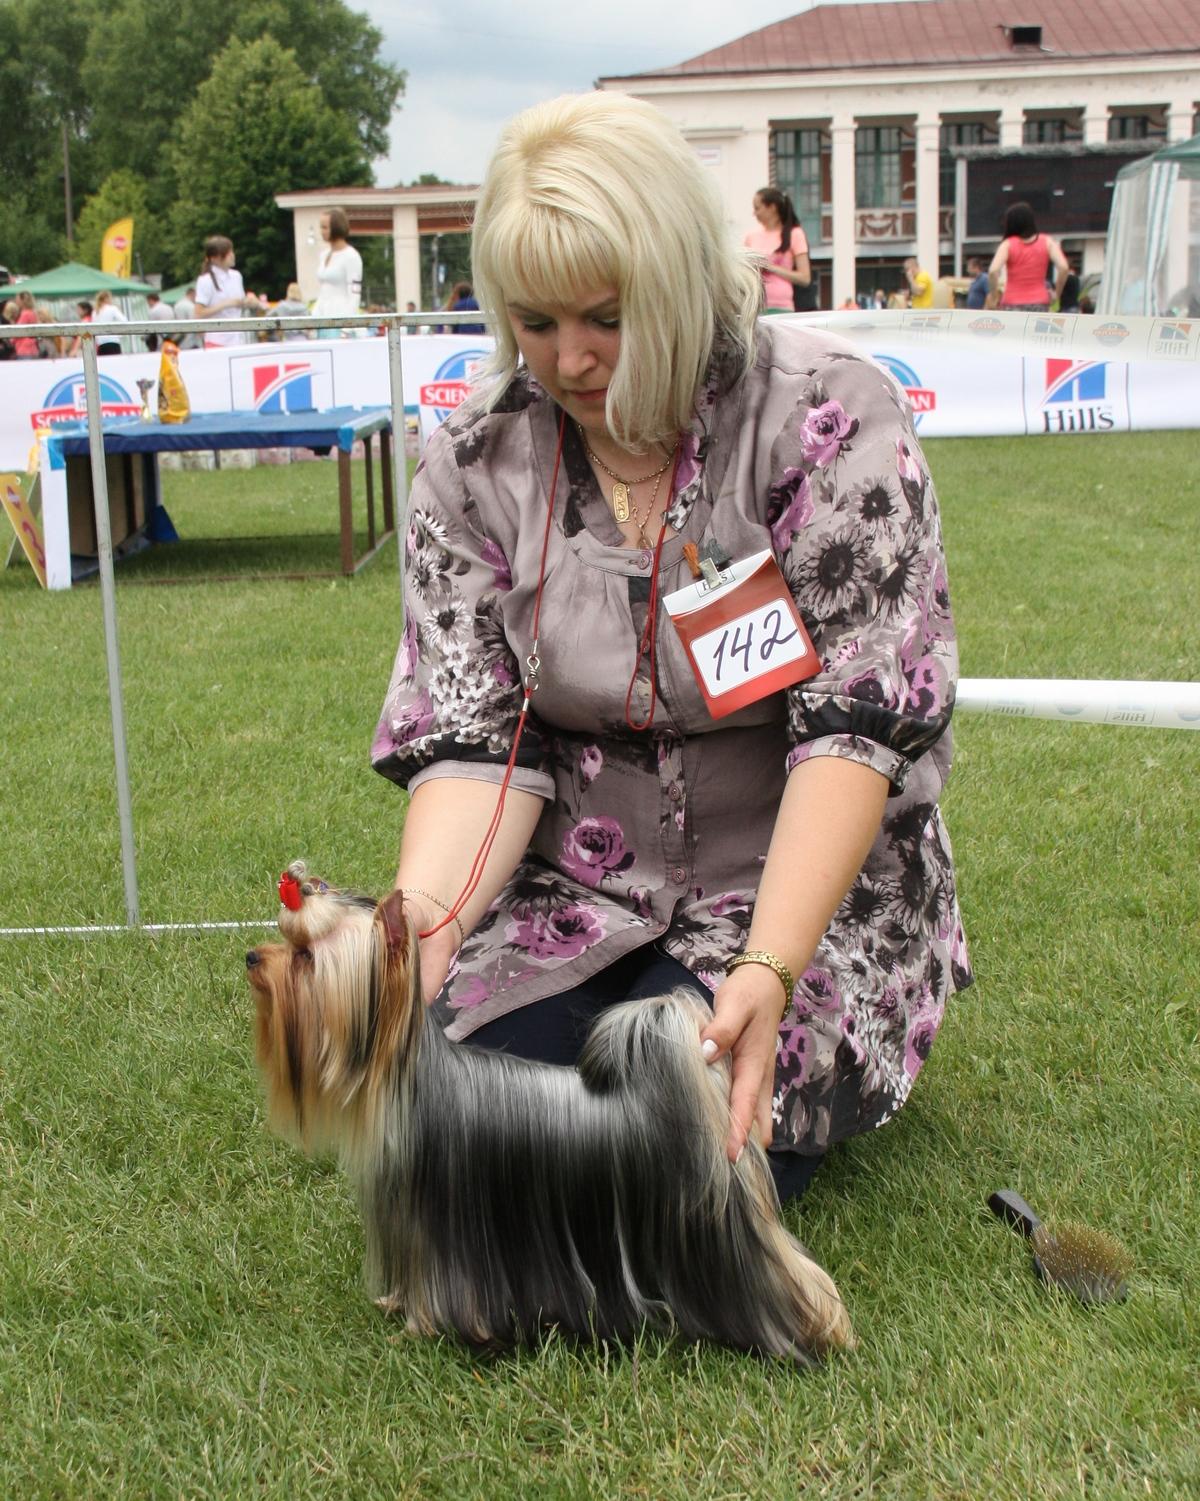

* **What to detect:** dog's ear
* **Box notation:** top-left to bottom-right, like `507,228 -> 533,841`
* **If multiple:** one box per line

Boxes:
377,888 -> 409,954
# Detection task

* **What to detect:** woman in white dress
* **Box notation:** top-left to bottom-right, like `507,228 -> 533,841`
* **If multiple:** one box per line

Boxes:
312,207 -> 363,338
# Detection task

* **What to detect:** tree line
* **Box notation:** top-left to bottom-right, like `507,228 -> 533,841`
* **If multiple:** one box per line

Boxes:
0,0 -> 405,294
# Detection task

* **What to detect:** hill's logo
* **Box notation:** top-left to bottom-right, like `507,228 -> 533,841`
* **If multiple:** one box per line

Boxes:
873,354 -> 936,427
1150,319 -> 1195,359
420,349 -> 490,422
1027,315 -> 1069,347
1040,359 -> 1113,433
30,373 -> 140,429
228,350 -> 334,412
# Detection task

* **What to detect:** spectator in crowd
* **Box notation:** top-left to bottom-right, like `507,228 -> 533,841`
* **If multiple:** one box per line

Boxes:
312,207 -> 363,338
1057,267 -> 1082,313
10,290 -> 41,358
145,290 -> 174,351
965,256 -> 989,309
0,300 -> 17,360
272,281 -> 313,340
904,256 -> 934,308
744,186 -> 812,313
445,279 -> 486,333
36,304 -> 66,358
172,286 -> 202,351
92,290 -> 127,356
68,301 -> 92,358
988,201 -> 1069,311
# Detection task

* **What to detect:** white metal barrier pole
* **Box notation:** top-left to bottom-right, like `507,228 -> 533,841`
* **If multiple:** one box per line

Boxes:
80,334 -> 140,926
386,319 -> 409,602
957,677 -> 1200,730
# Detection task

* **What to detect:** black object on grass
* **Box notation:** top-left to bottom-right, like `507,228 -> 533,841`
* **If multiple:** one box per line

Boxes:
987,1189 -> 1132,1305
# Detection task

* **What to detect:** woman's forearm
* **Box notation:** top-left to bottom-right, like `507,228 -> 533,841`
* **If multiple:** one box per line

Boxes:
747,755 -> 890,981
396,775 -> 545,934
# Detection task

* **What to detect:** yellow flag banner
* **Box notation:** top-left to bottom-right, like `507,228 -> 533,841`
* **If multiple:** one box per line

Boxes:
101,218 -> 134,278
2,472 -> 47,588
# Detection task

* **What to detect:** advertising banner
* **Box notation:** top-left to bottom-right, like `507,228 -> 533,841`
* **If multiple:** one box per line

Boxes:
101,218 -> 134,279
3,317 -> 1199,481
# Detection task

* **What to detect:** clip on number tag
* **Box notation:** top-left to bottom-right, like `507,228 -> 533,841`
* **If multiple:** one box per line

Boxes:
664,549 -> 819,719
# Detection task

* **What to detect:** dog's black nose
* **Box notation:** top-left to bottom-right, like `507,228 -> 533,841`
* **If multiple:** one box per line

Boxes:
245,950 -> 261,969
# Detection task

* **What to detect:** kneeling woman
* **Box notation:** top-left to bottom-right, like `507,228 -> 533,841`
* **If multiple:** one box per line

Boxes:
372,92 -> 972,1201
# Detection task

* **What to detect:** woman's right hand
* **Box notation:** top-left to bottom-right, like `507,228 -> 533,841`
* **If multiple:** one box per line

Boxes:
397,889 -> 462,1005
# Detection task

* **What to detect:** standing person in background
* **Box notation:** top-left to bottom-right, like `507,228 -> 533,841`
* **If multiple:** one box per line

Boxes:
0,301 -> 17,360
903,257 -> 934,309
445,279 -> 486,333
272,282 -> 314,340
92,291 -> 126,356
965,256 -> 989,309
144,291 -> 174,351
194,236 -> 261,349
35,305 -> 65,358
173,286 -> 202,351
12,290 -> 41,358
988,202 -> 1069,311
312,207 -> 363,338
67,301 -> 92,358
744,187 -> 812,313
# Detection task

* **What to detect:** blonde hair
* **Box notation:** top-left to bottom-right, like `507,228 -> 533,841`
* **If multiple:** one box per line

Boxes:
470,92 -> 762,452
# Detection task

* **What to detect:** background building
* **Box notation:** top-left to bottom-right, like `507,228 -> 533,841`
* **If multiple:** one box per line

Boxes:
598,0 -> 1200,307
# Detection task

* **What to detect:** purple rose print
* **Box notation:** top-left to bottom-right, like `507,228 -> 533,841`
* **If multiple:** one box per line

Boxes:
673,431 -> 702,496
560,817 -> 635,888
505,904 -> 606,960
769,468 -> 814,551
843,667 -> 896,711
711,892 -> 750,918
493,659 -> 515,687
896,435 -> 923,488
801,965 -> 843,1013
481,537 -> 512,591
800,400 -> 857,467
903,654 -> 944,718
450,975 -> 491,1010
396,615 -> 418,681
390,690 -> 434,746
904,1017 -> 938,1078
579,745 -> 603,784
629,886 -> 652,922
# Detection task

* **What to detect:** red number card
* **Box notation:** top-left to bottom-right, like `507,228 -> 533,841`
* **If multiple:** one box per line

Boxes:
664,549 -> 820,719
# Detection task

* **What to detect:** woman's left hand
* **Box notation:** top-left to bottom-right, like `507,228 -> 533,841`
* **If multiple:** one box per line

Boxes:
700,966 -> 785,1162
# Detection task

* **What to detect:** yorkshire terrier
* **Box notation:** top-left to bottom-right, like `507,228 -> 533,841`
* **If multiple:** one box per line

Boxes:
246,860 -> 852,1362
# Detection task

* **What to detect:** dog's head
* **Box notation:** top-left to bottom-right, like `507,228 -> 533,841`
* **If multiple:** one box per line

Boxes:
247,870 -> 421,1156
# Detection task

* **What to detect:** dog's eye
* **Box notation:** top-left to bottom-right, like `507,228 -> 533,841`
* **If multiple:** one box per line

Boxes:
293,947 -> 313,965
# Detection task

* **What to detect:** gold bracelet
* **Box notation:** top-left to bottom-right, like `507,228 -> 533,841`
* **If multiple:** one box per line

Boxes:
727,950 -> 795,1014
404,886 -> 466,950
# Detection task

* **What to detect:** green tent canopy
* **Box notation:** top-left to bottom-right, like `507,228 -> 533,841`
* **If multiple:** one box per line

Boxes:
0,261 -> 157,300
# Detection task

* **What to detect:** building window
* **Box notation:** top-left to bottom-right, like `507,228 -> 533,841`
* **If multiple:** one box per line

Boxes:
1023,116 -> 1082,145
770,127 -> 828,246
856,126 -> 905,207
939,120 -> 999,207
1107,113 -> 1166,142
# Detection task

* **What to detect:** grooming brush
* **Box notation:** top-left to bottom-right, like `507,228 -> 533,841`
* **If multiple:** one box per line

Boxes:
987,1189 -> 1132,1305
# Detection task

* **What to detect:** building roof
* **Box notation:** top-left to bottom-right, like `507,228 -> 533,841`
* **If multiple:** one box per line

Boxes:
606,0 -> 1200,79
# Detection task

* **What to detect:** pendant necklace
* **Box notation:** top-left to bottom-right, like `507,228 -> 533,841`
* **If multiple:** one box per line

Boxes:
580,425 -> 672,525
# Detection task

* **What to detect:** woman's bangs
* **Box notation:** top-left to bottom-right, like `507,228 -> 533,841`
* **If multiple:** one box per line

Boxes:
488,203 -> 622,311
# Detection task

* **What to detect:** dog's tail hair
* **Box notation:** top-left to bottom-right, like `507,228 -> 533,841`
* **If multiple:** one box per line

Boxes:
579,990 -> 853,1360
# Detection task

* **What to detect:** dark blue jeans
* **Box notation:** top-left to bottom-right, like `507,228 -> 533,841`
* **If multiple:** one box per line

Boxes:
468,946 -> 824,1202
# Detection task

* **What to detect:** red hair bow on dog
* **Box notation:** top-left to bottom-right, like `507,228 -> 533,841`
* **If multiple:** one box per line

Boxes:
278,870 -> 303,911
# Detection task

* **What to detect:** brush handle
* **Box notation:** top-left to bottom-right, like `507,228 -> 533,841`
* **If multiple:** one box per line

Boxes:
988,1189 -> 1044,1238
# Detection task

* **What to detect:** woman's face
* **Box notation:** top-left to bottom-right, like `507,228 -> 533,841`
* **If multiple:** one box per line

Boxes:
219,247 -> 237,268
507,285 -> 622,440
753,193 -> 779,229
320,214 -> 331,242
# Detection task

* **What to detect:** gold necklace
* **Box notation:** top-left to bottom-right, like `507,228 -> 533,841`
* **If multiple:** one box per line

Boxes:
628,464 -> 668,547
579,425 -> 672,524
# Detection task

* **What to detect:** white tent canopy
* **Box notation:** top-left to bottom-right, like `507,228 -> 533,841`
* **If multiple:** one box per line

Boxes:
1098,134 -> 1200,317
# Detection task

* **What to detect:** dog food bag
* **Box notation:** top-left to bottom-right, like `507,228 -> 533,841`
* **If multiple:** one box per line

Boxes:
157,340 -> 191,424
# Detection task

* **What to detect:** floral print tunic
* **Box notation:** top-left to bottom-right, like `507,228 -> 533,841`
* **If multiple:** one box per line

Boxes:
372,320 -> 972,1155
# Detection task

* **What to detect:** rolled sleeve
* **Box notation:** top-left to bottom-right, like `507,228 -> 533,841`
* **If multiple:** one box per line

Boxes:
372,423 -> 550,791
767,347 -> 958,796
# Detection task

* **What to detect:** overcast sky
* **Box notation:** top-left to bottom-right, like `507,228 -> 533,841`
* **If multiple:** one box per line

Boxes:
360,1 -> 894,186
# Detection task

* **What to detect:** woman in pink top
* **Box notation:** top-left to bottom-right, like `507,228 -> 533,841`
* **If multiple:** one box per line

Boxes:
744,187 -> 814,312
988,201 -> 1069,311
13,290 -> 40,358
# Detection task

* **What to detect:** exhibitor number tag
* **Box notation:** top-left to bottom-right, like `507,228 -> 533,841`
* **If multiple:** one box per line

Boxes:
664,549 -> 820,719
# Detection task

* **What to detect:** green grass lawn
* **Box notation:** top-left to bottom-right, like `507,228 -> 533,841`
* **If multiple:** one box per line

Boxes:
1,433 -> 1197,1498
